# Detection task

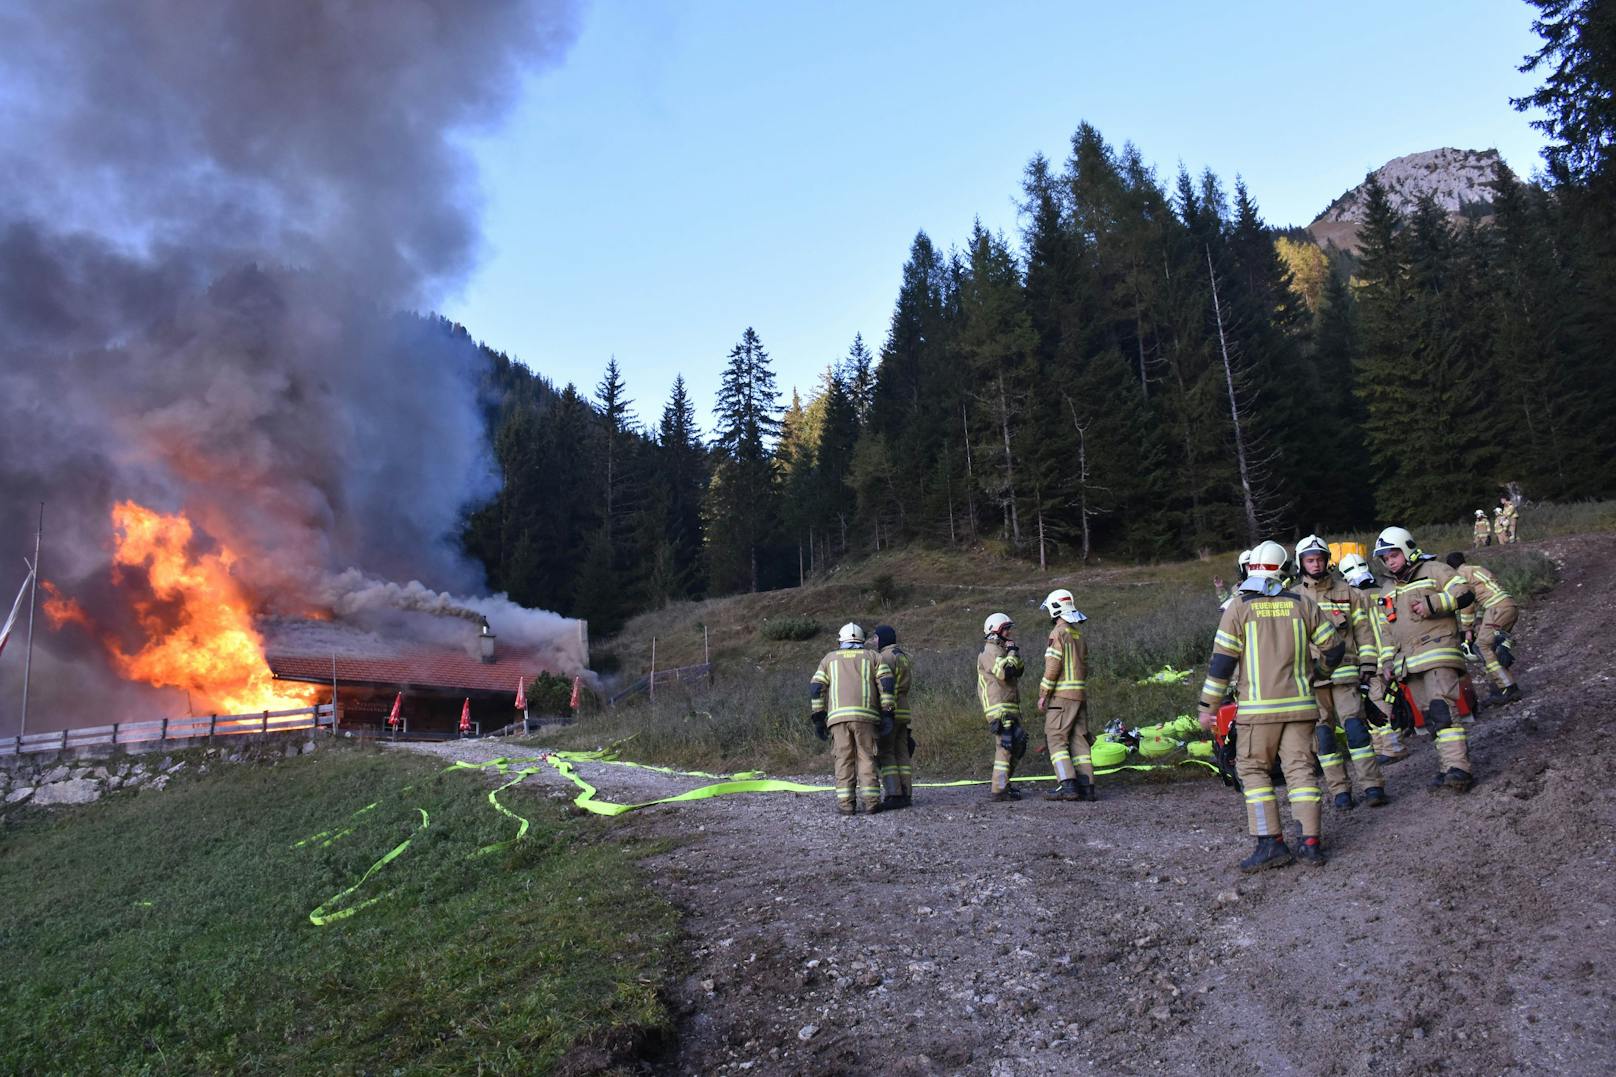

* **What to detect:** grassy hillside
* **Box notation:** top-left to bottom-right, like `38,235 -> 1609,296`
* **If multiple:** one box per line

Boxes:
0,744 -> 676,1074
539,503 -> 1609,775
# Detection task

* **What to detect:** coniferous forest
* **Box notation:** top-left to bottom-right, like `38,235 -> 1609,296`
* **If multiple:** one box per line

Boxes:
460,0 -> 1616,634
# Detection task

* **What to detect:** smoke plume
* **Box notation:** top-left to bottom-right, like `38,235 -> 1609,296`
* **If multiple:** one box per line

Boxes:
0,1 -> 585,726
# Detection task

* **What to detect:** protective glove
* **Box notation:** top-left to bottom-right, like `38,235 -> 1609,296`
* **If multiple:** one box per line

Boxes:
997,718 -> 1019,751
812,714 -> 828,742
879,711 -> 895,739
906,729 -> 916,756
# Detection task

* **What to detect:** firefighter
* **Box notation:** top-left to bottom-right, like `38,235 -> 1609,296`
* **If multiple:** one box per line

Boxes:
1293,536 -> 1389,810
1374,527 -> 1478,792
1473,510 -> 1492,548
1337,552 -> 1409,763
1499,495 -> 1520,544
1037,589 -> 1096,802
871,624 -> 916,808
1198,540 -> 1346,871
1214,549 -> 1252,607
1445,553 -> 1524,705
977,613 -> 1027,802
810,623 -> 896,815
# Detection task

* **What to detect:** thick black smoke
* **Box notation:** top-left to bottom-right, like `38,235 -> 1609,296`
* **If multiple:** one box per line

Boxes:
0,1 -> 583,726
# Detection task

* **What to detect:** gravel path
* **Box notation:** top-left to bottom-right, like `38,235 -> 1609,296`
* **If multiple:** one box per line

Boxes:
404,534 -> 1616,1076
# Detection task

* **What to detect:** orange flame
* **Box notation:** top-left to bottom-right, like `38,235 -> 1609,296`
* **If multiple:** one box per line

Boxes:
41,580 -> 92,630
106,501 -> 315,714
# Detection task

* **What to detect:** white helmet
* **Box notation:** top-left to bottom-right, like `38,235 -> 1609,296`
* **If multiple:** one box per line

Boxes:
1475,509 -> 1486,518
1246,540 -> 1289,579
1040,588 -> 1087,623
838,622 -> 865,646
1294,534 -> 1330,577
1338,552 -> 1373,585
1237,549 -> 1252,570
1494,506 -> 1504,515
1373,526 -> 1418,562
983,613 -> 1014,638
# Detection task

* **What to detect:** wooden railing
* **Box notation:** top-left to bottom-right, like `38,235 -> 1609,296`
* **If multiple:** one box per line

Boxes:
0,704 -> 335,758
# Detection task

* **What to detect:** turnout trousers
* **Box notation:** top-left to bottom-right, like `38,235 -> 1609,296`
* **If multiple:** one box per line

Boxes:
1408,667 -> 1473,775
1315,683 -> 1385,796
1477,607 -> 1519,691
1237,720 -> 1322,839
831,722 -> 880,811
876,720 -> 913,798
1043,700 -> 1094,782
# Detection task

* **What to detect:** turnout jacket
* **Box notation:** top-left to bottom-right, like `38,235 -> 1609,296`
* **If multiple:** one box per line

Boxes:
1199,578 -> 1345,723
1473,517 -> 1492,544
976,638 -> 1025,723
810,647 -> 895,727
878,643 -> 914,723
1295,571 -> 1385,689
1040,620 -> 1088,703
1379,556 -> 1475,677
1452,563 -> 1517,630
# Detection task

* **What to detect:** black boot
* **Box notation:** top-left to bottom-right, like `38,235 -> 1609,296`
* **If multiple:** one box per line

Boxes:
1295,837 -> 1327,866
1443,768 -> 1475,793
1239,836 -> 1295,873
891,794 -> 912,809
1362,786 -> 1389,808
1333,791 -> 1356,811
1077,776 -> 1098,802
1043,779 -> 1077,801
1486,685 -> 1523,706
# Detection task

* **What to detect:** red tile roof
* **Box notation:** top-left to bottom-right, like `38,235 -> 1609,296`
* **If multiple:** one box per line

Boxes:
268,648 -> 563,694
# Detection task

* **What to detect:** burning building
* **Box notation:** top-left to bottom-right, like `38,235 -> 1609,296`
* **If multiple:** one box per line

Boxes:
0,1 -> 586,730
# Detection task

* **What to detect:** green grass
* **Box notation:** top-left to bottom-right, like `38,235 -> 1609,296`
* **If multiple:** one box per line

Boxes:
555,500 -> 1613,778
0,744 -> 676,1074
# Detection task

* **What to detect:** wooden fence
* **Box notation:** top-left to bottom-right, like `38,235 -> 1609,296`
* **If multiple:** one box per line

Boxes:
0,704 -> 335,758
607,663 -> 712,707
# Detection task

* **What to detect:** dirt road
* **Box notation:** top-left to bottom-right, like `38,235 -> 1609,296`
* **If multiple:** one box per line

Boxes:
413,534 -> 1616,1075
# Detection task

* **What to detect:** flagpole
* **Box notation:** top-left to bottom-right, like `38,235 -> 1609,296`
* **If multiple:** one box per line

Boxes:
20,502 -> 42,739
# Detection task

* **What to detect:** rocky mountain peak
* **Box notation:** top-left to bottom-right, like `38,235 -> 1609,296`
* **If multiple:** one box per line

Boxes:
1309,147 -> 1506,250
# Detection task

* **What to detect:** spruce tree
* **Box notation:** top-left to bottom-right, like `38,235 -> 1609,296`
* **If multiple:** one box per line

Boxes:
707,328 -> 782,592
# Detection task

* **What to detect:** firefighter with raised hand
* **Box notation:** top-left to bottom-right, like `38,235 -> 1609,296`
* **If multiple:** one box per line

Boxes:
1037,589 -> 1096,802
1499,495 -> 1520,544
810,623 -> 896,815
1197,540 -> 1346,872
1445,552 -> 1524,705
1473,510 -> 1492,548
1374,527 -> 1478,792
871,624 -> 916,809
977,613 -> 1027,802
1214,549 -> 1252,607
1293,536 -> 1389,810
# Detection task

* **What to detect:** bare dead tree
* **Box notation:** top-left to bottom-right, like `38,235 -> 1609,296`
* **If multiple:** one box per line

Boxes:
1063,393 -> 1111,562
1207,245 -> 1261,543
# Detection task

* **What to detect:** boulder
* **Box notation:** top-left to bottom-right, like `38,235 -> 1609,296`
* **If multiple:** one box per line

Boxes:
33,779 -> 102,806
5,787 -> 34,805
39,765 -> 71,784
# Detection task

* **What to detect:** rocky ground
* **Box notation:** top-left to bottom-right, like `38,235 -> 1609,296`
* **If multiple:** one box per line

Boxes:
410,533 -> 1616,1076
0,738 -> 320,809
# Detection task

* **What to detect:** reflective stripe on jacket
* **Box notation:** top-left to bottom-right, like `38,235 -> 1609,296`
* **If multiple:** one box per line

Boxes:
1380,557 -> 1473,675
1296,572 -> 1380,687
1453,563 -> 1517,630
977,639 -> 1024,721
879,644 -> 913,722
1199,581 -> 1342,723
1040,621 -> 1087,701
810,648 -> 895,726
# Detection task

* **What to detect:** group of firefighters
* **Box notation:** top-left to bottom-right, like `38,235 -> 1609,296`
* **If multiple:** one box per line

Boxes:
1473,494 -> 1522,547
807,520 -> 1527,873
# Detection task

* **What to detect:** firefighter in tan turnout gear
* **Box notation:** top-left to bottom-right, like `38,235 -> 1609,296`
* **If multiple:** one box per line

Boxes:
1374,527 -> 1478,792
871,624 -> 917,809
977,613 -> 1027,801
1198,540 -> 1346,871
1445,553 -> 1524,705
1337,552 -> 1410,763
1036,589 -> 1096,802
1473,510 -> 1492,548
1293,536 -> 1390,810
810,623 -> 896,815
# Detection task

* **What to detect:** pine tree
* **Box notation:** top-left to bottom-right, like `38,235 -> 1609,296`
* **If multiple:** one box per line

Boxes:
594,357 -> 636,546
655,375 -> 708,597
707,327 -> 782,592
842,334 -> 876,427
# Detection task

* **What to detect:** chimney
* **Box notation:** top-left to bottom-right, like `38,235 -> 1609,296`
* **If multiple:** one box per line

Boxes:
479,619 -> 496,664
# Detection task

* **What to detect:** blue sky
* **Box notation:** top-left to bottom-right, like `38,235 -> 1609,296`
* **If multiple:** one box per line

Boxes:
446,0 -> 1549,433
